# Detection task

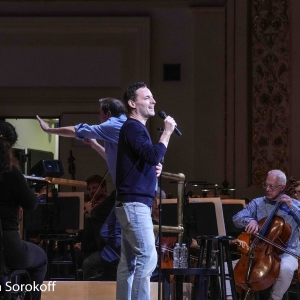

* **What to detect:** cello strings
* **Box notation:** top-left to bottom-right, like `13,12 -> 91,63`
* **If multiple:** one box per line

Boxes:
250,190 -> 286,251
255,233 -> 300,259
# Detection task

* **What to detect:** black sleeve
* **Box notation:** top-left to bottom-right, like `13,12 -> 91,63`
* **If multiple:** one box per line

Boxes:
9,167 -> 38,211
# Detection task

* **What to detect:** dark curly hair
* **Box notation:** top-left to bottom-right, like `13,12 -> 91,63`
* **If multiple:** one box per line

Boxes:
0,121 -> 19,178
86,174 -> 107,187
286,176 -> 300,197
123,82 -> 147,112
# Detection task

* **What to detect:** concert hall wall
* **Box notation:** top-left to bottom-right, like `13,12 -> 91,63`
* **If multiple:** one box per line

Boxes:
0,1 -> 300,200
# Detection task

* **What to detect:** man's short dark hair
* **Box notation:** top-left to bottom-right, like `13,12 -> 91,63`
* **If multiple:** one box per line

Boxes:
123,82 -> 147,112
99,97 -> 127,117
86,175 -> 107,187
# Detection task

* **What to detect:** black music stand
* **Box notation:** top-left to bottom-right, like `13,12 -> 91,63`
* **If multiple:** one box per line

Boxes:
160,200 -> 220,253
24,197 -> 80,235
182,182 -> 207,250
221,203 -> 244,238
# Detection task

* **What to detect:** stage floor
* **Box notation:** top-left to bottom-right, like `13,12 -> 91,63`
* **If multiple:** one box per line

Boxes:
41,281 -> 160,300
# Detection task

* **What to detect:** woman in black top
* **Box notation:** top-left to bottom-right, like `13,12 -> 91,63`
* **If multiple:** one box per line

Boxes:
0,121 -> 47,300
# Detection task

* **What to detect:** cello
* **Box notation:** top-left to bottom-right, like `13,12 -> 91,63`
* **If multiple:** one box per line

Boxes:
158,236 -> 177,269
156,237 -> 199,269
234,191 -> 299,295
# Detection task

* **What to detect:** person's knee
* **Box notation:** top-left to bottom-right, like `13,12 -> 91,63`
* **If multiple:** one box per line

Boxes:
36,246 -> 48,267
280,264 -> 295,279
83,257 -> 92,269
280,255 -> 298,273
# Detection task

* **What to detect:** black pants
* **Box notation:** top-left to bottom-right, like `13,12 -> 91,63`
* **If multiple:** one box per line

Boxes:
3,230 -> 47,300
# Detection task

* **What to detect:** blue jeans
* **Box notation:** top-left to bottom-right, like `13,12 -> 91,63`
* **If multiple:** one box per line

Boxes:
115,202 -> 157,300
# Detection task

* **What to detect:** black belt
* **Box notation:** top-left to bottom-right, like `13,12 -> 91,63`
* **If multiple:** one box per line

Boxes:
115,201 -> 125,207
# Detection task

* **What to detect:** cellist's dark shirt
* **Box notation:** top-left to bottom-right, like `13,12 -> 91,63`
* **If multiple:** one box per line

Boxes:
233,196 -> 300,255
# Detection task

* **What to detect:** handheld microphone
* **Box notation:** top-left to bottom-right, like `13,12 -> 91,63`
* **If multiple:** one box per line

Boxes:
158,110 -> 182,136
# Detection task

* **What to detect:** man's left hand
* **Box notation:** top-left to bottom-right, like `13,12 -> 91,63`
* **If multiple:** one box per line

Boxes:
280,194 -> 293,207
156,163 -> 163,177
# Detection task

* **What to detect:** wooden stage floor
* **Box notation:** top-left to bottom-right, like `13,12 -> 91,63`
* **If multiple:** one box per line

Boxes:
41,281 -> 161,300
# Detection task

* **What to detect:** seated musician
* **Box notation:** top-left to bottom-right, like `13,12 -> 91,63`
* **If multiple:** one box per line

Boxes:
0,121 -> 47,300
286,177 -> 300,202
233,169 -> 300,300
99,205 -> 121,281
33,183 -> 55,204
73,174 -> 115,280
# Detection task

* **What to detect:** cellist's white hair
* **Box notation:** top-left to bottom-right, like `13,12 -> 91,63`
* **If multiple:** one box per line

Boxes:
268,169 -> 287,185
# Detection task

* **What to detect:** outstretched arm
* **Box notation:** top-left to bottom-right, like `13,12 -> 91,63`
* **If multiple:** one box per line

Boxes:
83,138 -> 106,160
36,115 -> 76,137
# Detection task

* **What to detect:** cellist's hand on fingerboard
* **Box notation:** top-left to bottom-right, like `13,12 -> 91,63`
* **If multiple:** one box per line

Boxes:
280,194 -> 293,207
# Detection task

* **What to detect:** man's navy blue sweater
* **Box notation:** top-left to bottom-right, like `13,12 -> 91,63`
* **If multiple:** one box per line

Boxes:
116,118 -> 166,207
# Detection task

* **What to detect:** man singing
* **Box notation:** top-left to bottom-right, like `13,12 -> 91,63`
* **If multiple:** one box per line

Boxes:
115,82 -> 177,300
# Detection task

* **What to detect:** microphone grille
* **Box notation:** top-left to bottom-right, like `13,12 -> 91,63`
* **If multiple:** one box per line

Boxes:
158,110 -> 167,119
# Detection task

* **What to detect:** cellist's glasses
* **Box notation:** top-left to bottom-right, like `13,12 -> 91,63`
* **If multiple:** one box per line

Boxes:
262,182 -> 282,191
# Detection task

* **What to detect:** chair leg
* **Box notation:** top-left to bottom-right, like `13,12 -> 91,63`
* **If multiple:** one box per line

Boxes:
296,276 -> 300,300
69,241 -> 78,280
4,271 -> 32,300
281,270 -> 300,300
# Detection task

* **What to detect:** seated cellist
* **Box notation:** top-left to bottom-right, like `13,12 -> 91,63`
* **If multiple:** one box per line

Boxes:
233,169 -> 300,300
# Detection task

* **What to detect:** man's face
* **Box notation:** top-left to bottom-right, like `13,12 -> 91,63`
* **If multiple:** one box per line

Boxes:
39,186 -> 47,195
133,87 -> 156,120
98,106 -> 110,123
264,174 -> 285,200
87,183 -> 106,200
293,186 -> 300,201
